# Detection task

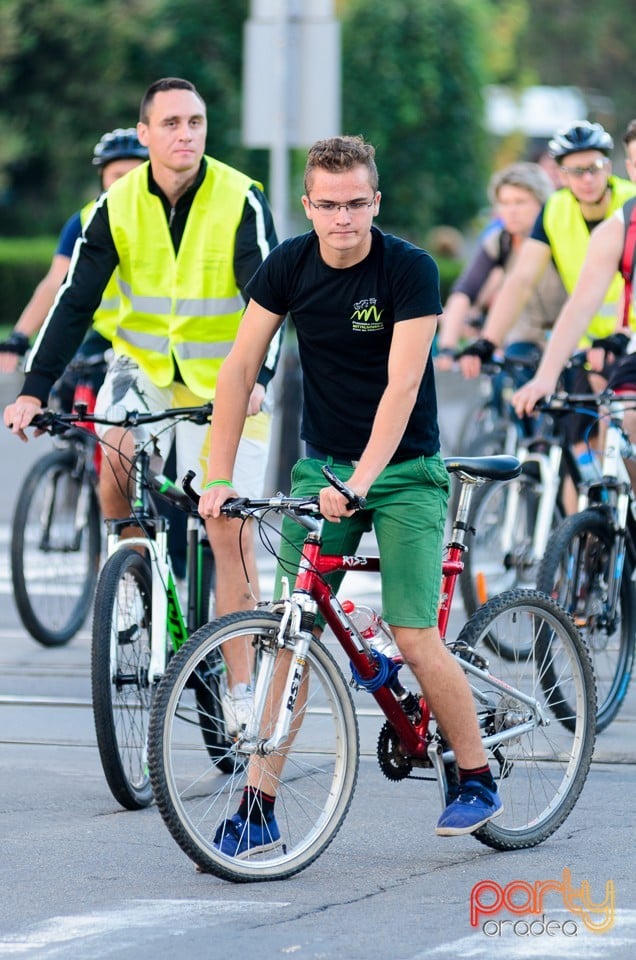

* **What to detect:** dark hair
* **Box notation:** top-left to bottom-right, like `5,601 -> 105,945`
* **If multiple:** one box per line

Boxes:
304,136 -> 379,194
623,119 -> 636,149
139,77 -> 205,123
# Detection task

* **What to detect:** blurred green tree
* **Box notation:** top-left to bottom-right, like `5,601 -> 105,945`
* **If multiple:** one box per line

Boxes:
341,0 -> 491,242
0,0 -> 263,234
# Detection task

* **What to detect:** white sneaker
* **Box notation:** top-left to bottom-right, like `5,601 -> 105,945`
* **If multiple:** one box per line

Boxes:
221,683 -> 253,737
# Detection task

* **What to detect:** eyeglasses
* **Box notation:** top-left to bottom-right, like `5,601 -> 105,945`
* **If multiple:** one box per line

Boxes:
307,197 -> 376,214
559,158 -> 608,178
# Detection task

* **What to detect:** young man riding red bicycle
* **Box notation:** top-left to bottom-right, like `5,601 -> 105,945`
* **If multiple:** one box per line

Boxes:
198,135 -> 503,856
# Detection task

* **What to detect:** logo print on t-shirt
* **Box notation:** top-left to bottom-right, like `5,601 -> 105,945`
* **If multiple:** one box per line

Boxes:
351,298 -> 384,331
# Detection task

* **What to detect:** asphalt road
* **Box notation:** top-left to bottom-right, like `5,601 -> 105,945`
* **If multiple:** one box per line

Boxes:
1,368 -> 635,959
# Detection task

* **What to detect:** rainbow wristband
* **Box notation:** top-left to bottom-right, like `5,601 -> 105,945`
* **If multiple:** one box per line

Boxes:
203,479 -> 233,490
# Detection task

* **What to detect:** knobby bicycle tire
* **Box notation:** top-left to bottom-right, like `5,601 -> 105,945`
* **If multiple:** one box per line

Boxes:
11,446 -> 101,646
148,610 -> 359,882
91,547 -> 154,809
537,509 -> 636,733
453,589 -> 596,850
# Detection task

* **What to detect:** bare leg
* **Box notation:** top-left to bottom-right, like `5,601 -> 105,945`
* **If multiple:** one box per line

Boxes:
391,623 -> 487,769
245,649 -> 309,797
98,427 -> 141,539
205,515 -> 259,687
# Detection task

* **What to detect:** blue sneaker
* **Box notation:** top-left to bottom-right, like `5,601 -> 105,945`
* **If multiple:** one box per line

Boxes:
213,812 -> 282,859
436,779 -> 503,837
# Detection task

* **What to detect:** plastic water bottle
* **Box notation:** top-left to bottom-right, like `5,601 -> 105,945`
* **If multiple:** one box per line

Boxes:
341,600 -> 402,661
576,449 -> 600,482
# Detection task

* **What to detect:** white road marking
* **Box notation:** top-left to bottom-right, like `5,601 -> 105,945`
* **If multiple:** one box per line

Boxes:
0,899 -> 289,958
416,909 -> 636,959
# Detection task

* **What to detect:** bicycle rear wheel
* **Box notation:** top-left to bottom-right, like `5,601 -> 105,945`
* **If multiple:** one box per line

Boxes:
11,446 -> 100,646
91,547 -> 154,809
452,589 -> 596,850
537,509 -> 636,732
148,610 -> 359,882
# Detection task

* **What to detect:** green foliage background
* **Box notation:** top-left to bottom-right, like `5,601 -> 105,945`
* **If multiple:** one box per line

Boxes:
1,0 -> 634,243
341,0 -> 490,241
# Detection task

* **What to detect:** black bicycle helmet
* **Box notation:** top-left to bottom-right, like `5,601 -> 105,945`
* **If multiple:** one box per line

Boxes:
548,121 -> 614,160
92,127 -> 148,167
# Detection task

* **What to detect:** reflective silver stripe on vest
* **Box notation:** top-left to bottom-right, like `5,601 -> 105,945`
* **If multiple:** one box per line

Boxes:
118,278 -> 172,313
118,278 -> 243,318
99,297 -> 119,312
116,326 -> 170,355
597,302 -> 618,318
175,294 -> 245,316
173,341 -> 234,361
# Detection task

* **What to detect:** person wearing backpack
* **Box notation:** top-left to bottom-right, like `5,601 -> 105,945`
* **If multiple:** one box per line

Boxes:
512,120 -> 636,458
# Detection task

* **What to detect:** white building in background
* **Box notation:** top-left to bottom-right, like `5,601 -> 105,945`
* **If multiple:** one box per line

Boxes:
484,85 -> 589,138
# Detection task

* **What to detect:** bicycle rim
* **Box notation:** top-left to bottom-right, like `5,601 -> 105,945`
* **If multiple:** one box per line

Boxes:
91,548 -> 154,809
148,611 -> 359,882
11,447 -> 100,646
453,589 -> 596,850
537,510 -> 636,732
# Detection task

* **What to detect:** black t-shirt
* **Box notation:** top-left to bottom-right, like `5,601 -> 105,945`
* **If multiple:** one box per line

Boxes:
246,226 -> 442,460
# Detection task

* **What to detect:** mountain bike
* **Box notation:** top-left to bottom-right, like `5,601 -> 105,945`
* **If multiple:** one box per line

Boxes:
31,403 -> 226,810
147,456 -> 596,883
537,390 -> 636,732
450,341 -> 543,458
10,353 -> 106,646
457,355 -> 590,637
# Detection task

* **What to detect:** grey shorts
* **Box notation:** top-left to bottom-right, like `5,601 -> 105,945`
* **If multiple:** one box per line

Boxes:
95,354 -> 272,497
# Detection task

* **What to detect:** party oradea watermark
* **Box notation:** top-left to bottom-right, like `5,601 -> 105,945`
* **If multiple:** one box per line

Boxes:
470,868 -> 615,938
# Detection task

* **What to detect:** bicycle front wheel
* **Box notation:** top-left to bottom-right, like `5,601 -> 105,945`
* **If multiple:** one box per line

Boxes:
537,509 -> 636,732
91,547 -> 154,809
453,589 -> 596,850
11,447 -> 100,646
148,610 -> 359,882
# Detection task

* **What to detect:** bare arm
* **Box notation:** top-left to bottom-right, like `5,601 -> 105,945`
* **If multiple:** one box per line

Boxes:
459,239 -> 551,378
513,216 -> 623,416
0,255 -> 70,374
15,255 -> 71,337
435,291 -> 471,369
320,315 -> 436,520
483,238 -> 552,344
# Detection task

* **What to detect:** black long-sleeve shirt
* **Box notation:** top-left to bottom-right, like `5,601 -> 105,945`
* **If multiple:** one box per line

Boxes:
23,158 -> 280,404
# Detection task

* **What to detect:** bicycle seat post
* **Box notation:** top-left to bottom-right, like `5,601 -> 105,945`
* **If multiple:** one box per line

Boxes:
449,474 -> 481,549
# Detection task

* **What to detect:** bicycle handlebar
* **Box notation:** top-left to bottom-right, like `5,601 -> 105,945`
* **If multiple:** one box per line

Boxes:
187,463 -> 367,521
30,402 -> 213,435
538,390 -> 636,414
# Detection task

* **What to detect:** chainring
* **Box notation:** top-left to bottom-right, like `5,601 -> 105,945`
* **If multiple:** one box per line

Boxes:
377,720 -> 413,781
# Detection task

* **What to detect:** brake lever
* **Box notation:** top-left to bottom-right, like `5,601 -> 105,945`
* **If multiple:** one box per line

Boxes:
321,464 -> 367,510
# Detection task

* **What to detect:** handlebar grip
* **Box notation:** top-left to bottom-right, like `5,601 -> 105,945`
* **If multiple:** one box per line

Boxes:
321,464 -> 367,511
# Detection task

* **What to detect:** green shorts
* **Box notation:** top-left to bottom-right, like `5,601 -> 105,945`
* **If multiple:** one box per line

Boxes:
274,452 -> 450,628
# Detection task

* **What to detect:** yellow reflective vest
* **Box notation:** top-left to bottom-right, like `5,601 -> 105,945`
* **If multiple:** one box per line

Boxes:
543,176 -> 636,341
80,200 -> 120,341
106,157 -> 261,397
